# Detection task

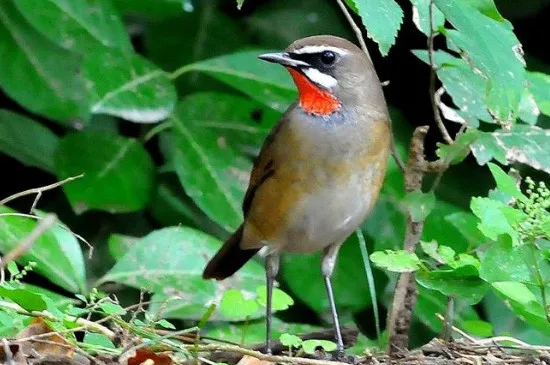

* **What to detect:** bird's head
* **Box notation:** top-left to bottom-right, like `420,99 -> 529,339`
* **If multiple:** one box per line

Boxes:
259,35 -> 387,118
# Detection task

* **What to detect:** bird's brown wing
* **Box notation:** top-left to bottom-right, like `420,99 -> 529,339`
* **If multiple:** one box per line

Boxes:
242,118 -> 284,217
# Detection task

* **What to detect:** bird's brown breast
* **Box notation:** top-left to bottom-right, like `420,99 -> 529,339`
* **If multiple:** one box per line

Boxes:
241,115 -> 390,251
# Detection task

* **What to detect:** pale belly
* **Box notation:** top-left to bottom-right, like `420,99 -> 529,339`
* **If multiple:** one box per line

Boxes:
280,181 -> 370,253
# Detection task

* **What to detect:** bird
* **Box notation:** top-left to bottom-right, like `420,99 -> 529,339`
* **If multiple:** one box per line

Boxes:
202,35 -> 391,355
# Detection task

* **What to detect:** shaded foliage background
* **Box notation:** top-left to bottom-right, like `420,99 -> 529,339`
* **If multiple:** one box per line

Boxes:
1,0 -> 550,353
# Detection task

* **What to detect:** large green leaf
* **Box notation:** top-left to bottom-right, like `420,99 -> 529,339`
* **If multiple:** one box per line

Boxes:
414,286 -> 480,332
170,93 -> 279,232
282,234 -> 387,314
145,1 -> 245,93
417,266 -> 488,305
409,0 -> 444,36
413,50 -> 493,126
0,110 -> 59,173
245,0 -> 352,49
55,132 -> 155,214
98,227 -> 265,321
527,72 -> 550,117
348,0 -> 403,56
0,206 -> 86,293
434,0 -> 525,120
470,125 -> 550,174
0,1 -> 89,123
83,49 -> 177,123
14,0 -> 132,54
113,0 -> 185,19
189,51 -> 296,112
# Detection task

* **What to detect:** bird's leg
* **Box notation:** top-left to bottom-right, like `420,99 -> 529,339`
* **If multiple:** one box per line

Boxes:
265,253 -> 280,354
322,243 -> 344,356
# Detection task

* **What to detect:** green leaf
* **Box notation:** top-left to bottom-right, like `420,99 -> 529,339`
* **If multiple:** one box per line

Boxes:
464,0 -> 505,22
462,320 -> 493,337
518,89 -> 540,125
403,191 -> 436,222
470,197 -> 525,245
528,72 -> 550,117
471,125 -> 550,174
410,0 -> 444,36
0,1 -> 89,123
171,93 -> 278,231
236,0 -> 245,9
436,130 -> 478,165
416,265 -> 488,305
17,283 -> 76,308
190,51 -> 296,112
55,131 -> 155,214
156,319 -> 175,330
219,289 -> 259,319
302,339 -> 337,354
413,50 -> 493,126
421,241 -> 455,264
279,333 -> 302,348
99,227 -> 264,321
487,163 -> 527,202
83,333 -> 116,349
0,310 -> 27,337
348,0 -> 403,56
206,318 -> 321,346
107,234 -> 138,261
0,285 -> 47,311
0,206 -> 86,293
282,235 -> 386,313
83,49 -> 177,123
433,0 -> 525,120
370,250 -> 420,273
415,286 -> 480,332
14,0 -> 132,54
144,3 -> 245,94
480,240 -> 550,285
445,212 -> 486,249
98,301 -> 126,315
256,285 -> 294,311
0,110 -> 59,173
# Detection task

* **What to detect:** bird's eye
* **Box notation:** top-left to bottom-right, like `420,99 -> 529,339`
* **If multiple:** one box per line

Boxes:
320,51 -> 336,65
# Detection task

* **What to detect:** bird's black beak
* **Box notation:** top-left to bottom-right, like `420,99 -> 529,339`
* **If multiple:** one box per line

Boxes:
258,52 -> 310,68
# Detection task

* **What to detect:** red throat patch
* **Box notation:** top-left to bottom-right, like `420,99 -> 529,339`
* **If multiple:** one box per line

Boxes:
287,68 -> 340,116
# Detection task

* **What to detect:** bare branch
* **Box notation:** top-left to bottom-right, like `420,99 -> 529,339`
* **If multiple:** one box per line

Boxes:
0,213 -> 57,270
428,0 -> 454,145
0,174 -> 84,206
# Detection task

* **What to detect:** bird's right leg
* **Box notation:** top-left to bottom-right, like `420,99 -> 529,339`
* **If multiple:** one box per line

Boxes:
265,253 -> 280,354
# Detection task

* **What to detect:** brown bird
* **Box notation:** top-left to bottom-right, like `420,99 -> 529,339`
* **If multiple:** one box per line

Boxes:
203,35 -> 391,355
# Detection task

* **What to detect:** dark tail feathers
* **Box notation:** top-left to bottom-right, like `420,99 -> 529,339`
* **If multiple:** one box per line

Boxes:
202,225 -> 259,280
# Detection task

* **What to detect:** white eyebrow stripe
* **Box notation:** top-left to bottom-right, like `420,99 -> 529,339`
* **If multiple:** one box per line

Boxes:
293,45 -> 348,55
302,68 -> 337,89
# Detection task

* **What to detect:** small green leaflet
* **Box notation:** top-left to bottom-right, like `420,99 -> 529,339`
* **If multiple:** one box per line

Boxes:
370,250 -> 420,273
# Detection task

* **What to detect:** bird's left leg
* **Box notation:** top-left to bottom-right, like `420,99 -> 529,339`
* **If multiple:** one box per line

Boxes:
265,253 -> 280,354
322,242 -> 344,355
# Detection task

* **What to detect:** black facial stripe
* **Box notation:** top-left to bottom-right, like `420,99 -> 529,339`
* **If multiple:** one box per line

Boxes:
288,51 -> 337,74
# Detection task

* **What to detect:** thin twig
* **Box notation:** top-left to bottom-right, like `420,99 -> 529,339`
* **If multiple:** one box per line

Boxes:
0,212 -> 92,254
0,213 -> 57,270
434,313 -> 477,343
190,344 -> 350,365
334,0 -> 372,62
428,0 -> 453,145
334,0 -> 406,174
0,300 -> 115,340
0,174 -> 84,206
